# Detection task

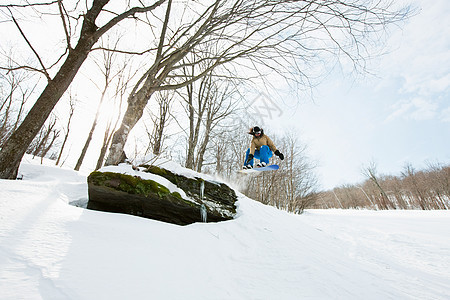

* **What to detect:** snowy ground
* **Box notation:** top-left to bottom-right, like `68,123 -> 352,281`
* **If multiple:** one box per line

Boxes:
1,157 -> 449,300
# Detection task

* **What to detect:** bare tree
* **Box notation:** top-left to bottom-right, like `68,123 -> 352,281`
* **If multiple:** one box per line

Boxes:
210,119 -> 247,180
401,163 -> 428,210
179,67 -> 237,171
144,90 -> 174,156
195,79 -> 237,172
56,92 -> 76,166
74,38 -> 125,171
426,162 -> 450,209
96,120 -> 114,170
277,134 -> 319,213
105,0 -> 412,166
363,161 -> 393,210
27,114 -> 60,161
95,59 -> 135,170
0,0 -> 167,179
183,67 -> 206,170
0,61 -> 38,147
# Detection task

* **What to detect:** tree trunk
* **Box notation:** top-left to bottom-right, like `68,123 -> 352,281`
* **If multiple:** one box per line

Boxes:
196,118 -> 212,173
151,94 -> 171,155
32,118 -> 56,158
185,84 -> 196,169
56,98 -> 75,166
152,112 -> 166,155
0,1 -> 107,179
74,118 -> 98,171
96,121 -> 113,170
105,88 -> 151,166
56,128 -> 70,166
74,94 -> 105,171
41,130 -> 59,160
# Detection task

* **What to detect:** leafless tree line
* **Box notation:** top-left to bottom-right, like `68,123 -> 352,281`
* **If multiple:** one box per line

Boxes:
0,63 -> 36,147
0,0 -> 413,179
314,162 -> 450,210
1,42 -> 239,172
0,0 -> 167,178
0,63 -> 62,161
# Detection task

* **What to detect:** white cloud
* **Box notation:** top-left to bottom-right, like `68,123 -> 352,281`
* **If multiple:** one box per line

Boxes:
386,97 -> 438,122
440,106 -> 450,123
409,98 -> 439,120
376,0 -> 450,123
381,0 -> 450,98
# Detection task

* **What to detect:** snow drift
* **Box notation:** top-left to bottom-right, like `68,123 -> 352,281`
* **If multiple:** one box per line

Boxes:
1,156 -> 449,299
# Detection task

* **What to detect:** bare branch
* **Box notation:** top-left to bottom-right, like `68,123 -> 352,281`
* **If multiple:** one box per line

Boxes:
91,46 -> 158,56
0,2 -> 58,8
57,0 -> 72,50
7,7 -> 51,81
94,0 -> 167,39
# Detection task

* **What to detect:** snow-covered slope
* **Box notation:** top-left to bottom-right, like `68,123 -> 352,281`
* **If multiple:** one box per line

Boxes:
1,157 -> 449,299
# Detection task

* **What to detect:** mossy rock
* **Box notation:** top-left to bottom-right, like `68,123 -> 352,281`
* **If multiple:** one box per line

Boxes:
88,171 -> 171,196
143,165 -> 237,210
87,168 -> 237,225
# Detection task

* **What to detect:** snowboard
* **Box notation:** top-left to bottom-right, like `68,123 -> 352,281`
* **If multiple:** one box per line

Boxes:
239,164 -> 279,174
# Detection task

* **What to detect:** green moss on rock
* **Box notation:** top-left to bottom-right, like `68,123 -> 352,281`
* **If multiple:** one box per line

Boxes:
145,166 -> 168,176
143,165 -> 237,212
88,171 -> 172,198
87,166 -> 237,225
171,191 -> 183,200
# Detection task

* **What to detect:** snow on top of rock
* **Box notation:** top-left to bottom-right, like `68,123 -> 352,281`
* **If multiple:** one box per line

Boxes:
99,163 -> 190,201
134,155 -> 224,184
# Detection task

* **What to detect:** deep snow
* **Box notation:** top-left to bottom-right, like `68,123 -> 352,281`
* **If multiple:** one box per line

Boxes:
1,157 -> 449,300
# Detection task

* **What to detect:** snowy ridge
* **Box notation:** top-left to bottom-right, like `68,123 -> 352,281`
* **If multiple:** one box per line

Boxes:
1,157 -> 450,299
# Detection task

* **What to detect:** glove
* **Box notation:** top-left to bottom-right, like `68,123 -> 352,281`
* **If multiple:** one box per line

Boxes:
275,150 -> 284,160
245,154 -> 254,165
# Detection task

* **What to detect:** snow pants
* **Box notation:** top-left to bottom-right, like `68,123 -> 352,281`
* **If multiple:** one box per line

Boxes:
244,145 -> 273,166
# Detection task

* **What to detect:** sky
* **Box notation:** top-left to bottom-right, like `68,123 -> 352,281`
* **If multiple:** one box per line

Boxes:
266,0 -> 450,189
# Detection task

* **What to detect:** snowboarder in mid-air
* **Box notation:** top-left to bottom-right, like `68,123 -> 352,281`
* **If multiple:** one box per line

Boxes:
243,126 -> 284,169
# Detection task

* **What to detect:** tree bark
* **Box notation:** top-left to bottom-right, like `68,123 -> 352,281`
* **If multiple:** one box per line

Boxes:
0,0 -> 106,179
195,120 -> 212,173
56,96 -> 75,166
152,98 -> 170,155
74,115 -> 98,171
96,121 -> 112,170
105,88 -> 151,166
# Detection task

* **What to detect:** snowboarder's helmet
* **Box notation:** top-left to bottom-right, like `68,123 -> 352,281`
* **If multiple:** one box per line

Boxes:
253,126 -> 262,134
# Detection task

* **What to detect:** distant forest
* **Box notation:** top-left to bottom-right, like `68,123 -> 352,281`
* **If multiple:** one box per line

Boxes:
313,162 -> 450,210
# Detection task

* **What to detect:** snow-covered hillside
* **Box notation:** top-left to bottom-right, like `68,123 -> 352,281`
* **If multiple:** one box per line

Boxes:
1,157 -> 449,300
